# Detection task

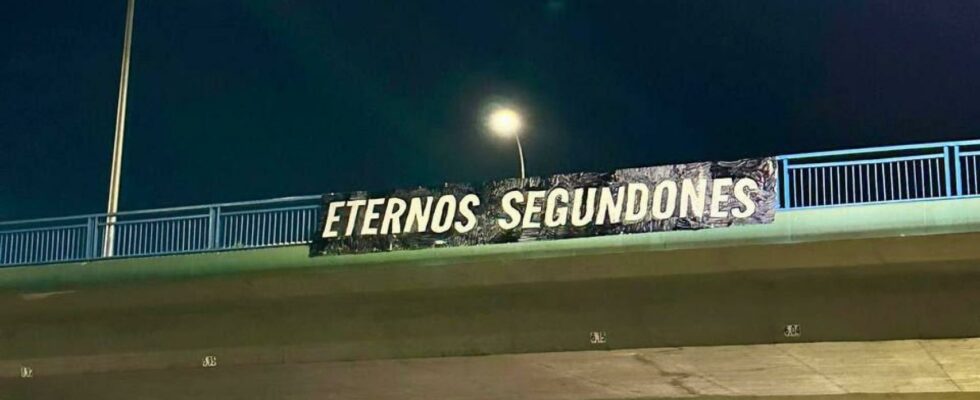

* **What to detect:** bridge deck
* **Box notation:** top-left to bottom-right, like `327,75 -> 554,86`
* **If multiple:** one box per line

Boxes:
2,197 -> 980,292
2,198 -> 980,398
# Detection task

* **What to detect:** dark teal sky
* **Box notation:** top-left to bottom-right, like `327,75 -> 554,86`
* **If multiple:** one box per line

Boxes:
2,1 -> 979,219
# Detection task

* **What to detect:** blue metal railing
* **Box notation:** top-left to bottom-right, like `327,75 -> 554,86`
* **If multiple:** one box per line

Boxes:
0,196 -> 320,266
1,139 -> 979,267
777,139 -> 980,209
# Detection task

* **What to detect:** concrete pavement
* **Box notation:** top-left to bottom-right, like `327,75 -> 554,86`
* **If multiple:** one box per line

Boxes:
4,338 -> 980,399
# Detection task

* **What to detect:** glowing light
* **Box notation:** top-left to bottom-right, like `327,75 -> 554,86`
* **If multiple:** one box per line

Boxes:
487,107 -> 523,137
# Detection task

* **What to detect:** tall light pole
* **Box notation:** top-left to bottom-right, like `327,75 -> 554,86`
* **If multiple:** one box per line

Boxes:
104,0 -> 136,257
487,107 -> 526,180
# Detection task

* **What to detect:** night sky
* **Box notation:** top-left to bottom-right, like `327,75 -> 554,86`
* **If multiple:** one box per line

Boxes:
2,1 -> 979,220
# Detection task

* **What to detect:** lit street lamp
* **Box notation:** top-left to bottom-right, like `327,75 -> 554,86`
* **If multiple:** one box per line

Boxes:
487,107 -> 526,180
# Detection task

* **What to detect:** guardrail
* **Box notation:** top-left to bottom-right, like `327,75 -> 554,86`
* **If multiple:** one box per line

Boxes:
0,196 -> 320,266
1,139 -> 979,267
777,139 -> 980,209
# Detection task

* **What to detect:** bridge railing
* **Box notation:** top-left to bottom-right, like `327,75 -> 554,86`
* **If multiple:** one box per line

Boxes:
0,196 -> 320,266
2,139 -> 980,267
777,139 -> 980,209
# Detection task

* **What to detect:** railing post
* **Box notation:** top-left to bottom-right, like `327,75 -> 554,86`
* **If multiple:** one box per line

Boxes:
943,146 -> 953,197
85,216 -> 97,259
780,158 -> 791,209
952,145 -> 963,196
208,206 -> 220,249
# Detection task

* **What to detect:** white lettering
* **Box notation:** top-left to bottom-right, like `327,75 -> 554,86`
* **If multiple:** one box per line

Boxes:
679,178 -> 707,219
624,183 -> 649,223
430,195 -> 457,233
344,200 -> 367,236
596,186 -> 626,225
498,191 -> 524,230
651,181 -> 678,219
454,194 -> 480,233
321,201 -> 345,238
544,188 -> 570,227
522,190 -> 546,229
709,178 -> 733,218
360,198 -> 386,235
732,178 -> 759,218
404,197 -> 434,233
380,198 -> 407,234
571,188 -> 597,227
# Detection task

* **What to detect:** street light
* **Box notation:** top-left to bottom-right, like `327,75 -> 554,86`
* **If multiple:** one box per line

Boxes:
104,0 -> 136,257
487,106 -> 526,180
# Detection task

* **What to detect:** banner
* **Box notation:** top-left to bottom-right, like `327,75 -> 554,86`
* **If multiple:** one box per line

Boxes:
310,157 -> 777,256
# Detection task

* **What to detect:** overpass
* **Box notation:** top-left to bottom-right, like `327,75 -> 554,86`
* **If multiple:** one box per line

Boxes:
1,139 -> 980,399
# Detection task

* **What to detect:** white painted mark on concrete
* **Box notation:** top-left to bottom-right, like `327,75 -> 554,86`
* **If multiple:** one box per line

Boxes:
20,366 -> 33,378
590,331 -> 607,344
783,324 -> 801,338
202,355 -> 218,368
19,290 -> 76,301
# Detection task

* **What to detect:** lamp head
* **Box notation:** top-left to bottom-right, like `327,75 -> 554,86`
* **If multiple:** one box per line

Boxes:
487,107 -> 523,137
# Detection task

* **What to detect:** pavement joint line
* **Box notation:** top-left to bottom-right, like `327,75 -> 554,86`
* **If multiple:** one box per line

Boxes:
630,352 -> 701,396
774,344 -> 849,395
915,340 -> 965,392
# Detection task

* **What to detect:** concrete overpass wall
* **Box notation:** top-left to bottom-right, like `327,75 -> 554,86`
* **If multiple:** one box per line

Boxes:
1,198 -> 980,377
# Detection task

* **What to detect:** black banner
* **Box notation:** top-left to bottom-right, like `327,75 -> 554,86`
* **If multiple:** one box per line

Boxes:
310,157 -> 777,256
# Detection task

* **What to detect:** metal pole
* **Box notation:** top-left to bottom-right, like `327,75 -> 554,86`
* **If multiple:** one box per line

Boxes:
104,0 -> 136,258
943,146 -> 952,197
514,134 -> 526,181
952,145 -> 963,196
780,158 -> 790,208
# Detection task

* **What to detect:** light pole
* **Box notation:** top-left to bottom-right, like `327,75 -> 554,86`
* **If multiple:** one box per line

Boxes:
487,107 -> 526,180
104,0 -> 136,257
